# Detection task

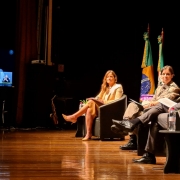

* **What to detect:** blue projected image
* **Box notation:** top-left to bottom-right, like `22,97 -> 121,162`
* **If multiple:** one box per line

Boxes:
0,70 -> 13,87
0,48 -> 14,87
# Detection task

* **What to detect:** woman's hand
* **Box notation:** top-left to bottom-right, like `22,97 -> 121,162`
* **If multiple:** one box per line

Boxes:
98,99 -> 104,103
143,104 -> 150,109
143,101 -> 159,109
87,97 -> 104,104
86,97 -> 94,100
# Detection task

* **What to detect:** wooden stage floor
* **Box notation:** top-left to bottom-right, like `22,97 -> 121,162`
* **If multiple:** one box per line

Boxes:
0,129 -> 180,180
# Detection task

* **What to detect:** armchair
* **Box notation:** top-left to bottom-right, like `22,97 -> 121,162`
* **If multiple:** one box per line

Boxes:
75,94 -> 127,140
93,94 -> 127,140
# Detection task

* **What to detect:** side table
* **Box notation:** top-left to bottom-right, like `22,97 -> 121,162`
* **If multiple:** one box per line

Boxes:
159,130 -> 180,173
75,116 -> 86,137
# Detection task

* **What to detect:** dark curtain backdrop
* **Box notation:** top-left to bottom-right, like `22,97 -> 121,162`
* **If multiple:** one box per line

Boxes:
15,0 -> 37,124
51,1 -> 180,100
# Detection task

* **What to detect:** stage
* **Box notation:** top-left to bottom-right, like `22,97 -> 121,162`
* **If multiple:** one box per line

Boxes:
0,129 -> 178,179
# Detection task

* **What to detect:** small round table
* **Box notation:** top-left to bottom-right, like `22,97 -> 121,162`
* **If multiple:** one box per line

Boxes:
159,130 -> 180,174
75,116 -> 86,137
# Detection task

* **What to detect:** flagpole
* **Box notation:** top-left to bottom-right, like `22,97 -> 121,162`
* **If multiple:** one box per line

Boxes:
161,28 -> 164,42
147,23 -> 150,36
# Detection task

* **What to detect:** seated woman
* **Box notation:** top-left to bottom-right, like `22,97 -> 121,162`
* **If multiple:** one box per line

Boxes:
62,70 -> 124,141
111,65 -> 180,150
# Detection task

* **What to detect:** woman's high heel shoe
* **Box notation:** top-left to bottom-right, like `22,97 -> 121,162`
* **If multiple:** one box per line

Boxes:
82,136 -> 91,141
62,114 -> 77,124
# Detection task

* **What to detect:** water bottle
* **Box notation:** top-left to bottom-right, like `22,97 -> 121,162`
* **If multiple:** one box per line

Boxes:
168,107 -> 176,131
79,102 -> 85,116
79,102 -> 83,110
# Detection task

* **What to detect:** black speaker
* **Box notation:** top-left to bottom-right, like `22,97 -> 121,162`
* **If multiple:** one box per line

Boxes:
23,64 -> 56,128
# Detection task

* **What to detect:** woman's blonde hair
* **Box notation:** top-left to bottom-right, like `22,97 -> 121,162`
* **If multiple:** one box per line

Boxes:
100,70 -> 117,94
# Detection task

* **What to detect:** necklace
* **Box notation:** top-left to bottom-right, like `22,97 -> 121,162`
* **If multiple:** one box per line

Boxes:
109,84 -> 115,89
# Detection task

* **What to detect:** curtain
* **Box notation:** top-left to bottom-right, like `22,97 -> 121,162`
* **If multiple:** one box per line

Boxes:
15,0 -> 38,124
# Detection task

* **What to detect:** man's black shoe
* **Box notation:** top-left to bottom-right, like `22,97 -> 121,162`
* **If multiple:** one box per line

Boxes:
112,119 -> 133,132
120,134 -> 137,150
111,124 -> 128,136
120,141 -> 137,150
132,153 -> 156,164
112,119 -> 124,127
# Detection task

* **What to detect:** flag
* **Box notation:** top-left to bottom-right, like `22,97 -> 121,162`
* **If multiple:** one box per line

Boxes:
140,31 -> 155,99
157,29 -> 164,86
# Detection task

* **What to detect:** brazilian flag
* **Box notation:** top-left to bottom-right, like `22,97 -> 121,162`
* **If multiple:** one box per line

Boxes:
140,32 -> 155,96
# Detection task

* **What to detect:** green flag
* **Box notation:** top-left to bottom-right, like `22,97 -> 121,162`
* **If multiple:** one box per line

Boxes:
157,29 -> 164,85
